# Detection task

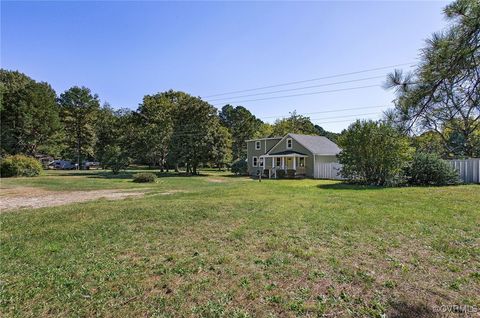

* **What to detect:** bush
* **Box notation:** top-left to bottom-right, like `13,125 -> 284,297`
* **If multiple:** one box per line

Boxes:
276,169 -> 286,179
102,145 -> 130,174
133,172 -> 157,183
0,155 -> 42,177
286,169 -> 296,178
231,158 -> 248,175
337,120 -> 413,186
405,152 -> 460,186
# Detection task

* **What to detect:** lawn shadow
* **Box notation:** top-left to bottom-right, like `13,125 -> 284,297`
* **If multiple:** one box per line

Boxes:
387,300 -> 436,318
52,170 -> 210,180
316,182 -> 385,191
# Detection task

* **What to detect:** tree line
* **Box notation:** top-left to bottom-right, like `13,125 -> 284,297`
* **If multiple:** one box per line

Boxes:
0,72 -> 337,173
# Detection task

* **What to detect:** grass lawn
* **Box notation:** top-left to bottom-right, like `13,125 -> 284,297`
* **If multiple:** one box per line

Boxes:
1,170 -> 479,317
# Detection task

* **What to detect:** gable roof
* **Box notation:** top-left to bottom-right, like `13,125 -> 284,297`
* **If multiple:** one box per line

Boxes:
267,133 -> 341,156
289,134 -> 341,155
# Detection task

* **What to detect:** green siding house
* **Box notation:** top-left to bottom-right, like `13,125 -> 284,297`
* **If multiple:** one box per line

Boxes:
246,133 -> 341,179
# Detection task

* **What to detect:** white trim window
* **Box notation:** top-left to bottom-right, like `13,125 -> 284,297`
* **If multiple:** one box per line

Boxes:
276,157 -> 281,167
299,157 -> 305,167
286,138 -> 293,149
255,141 -> 261,150
259,157 -> 264,167
252,156 -> 258,167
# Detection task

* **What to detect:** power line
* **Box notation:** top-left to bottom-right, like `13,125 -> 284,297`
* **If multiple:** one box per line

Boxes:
212,84 -> 380,106
258,105 -> 388,119
202,62 -> 414,98
206,75 -> 385,103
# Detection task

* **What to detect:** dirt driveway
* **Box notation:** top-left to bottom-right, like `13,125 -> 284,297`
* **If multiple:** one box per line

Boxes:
0,187 -> 145,212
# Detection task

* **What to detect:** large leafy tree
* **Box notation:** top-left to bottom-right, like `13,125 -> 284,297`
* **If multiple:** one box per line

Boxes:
385,0 -> 480,157
219,105 -> 261,160
271,111 -> 318,136
170,95 -> 229,174
338,120 -> 413,186
58,86 -> 100,167
135,90 -> 182,170
0,70 -> 61,156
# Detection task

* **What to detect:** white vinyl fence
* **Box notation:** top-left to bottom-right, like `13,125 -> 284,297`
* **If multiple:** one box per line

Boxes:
447,158 -> 480,184
315,162 -> 343,180
315,159 -> 480,183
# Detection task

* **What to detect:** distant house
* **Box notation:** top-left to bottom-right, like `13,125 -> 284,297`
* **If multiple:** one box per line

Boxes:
246,133 -> 341,179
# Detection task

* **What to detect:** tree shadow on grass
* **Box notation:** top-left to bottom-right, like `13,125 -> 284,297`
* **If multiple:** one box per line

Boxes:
316,182 -> 385,191
387,300 -> 436,318
52,171 -> 208,180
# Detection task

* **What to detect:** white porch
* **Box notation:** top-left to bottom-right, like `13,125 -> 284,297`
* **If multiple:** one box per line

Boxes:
259,153 -> 308,179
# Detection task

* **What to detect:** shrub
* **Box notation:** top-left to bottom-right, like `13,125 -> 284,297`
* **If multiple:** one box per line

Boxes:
231,158 -> 248,175
405,152 -> 460,186
337,120 -> 413,186
287,169 -> 296,178
133,172 -> 157,183
276,169 -> 286,179
102,145 -> 130,174
0,155 -> 42,177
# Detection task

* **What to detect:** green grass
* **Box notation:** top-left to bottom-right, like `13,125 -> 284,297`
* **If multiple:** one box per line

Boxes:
1,170 -> 479,317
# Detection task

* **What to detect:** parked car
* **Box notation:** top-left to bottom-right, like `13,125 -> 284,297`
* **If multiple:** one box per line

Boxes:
83,161 -> 101,170
48,160 -> 78,170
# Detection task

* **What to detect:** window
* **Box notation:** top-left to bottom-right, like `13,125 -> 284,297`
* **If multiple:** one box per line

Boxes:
259,157 -> 264,167
276,157 -> 281,167
299,157 -> 305,167
252,156 -> 258,167
255,141 -> 261,150
286,138 -> 292,149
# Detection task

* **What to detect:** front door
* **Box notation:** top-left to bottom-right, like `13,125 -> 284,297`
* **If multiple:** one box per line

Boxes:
286,157 -> 293,169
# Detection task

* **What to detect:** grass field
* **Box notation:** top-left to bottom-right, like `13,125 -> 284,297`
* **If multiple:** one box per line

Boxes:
1,170 -> 479,317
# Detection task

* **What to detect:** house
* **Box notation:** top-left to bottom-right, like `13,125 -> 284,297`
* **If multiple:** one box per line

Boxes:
246,133 -> 341,179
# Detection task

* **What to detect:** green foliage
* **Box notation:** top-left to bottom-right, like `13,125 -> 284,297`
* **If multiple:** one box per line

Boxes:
170,95 -> 229,174
58,86 -> 100,166
102,145 -> 130,174
286,169 -> 296,178
405,152 -> 461,186
219,105 -> 261,160
338,120 -> 413,186
314,125 -> 339,143
276,169 -> 286,179
0,154 -> 42,177
132,172 -> 157,183
385,0 -> 480,157
230,158 -> 248,175
0,70 -> 61,156
136,91 -> 179,169
272,111 -> 318,136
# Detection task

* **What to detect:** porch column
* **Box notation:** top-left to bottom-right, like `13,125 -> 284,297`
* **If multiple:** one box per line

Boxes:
281,157 -> 285,170
272,157 -> 275,168
293,156 -> 296,169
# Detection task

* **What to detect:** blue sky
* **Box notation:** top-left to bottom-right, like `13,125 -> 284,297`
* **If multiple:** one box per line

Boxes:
2,1 -> 448,132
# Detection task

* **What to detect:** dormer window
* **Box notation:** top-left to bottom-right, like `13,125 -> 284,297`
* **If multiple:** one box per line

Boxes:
286,138 -> 292,149
255,141 -> 261,150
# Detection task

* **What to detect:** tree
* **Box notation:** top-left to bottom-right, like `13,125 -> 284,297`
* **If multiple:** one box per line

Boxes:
272,111 -> 318,136
314,125 -> 339,143
0,70 -> 61,156
169,95 -> 228,174
135,91 -> 179,170
102,145 -> 130,174
385,0 -> 480,157
58,86 -> 100,168
210,125 -> 232,169
219,105 -> 262,160
337,120 -> 413,186
253,122 -> 274,138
